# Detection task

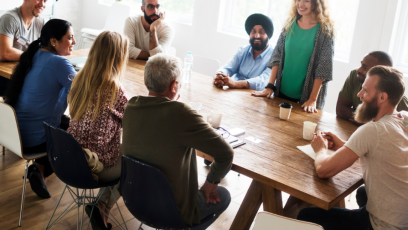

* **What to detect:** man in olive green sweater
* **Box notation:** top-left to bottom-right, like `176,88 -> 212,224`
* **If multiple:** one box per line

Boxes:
122,53 -> 234,228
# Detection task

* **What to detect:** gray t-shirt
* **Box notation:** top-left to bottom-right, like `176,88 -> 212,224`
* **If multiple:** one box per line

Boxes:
0,7 -> 44,52
345,112 -> 408,230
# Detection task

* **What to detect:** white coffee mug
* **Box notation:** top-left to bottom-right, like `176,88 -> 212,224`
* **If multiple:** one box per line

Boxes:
303,121 -> 317,140
207,110 -> 223,128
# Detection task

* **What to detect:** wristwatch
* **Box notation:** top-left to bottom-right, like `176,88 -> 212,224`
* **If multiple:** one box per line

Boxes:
265,83 -> 277,91
207,178 -> 220,184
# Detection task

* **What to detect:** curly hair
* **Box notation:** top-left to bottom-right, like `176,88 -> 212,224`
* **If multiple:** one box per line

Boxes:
283,0 -> 335,37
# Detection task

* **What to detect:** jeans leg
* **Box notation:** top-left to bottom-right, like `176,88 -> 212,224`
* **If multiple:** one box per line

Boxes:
297,206 -> 373,230
356,186 -> 368,208
193,186 -> 231,230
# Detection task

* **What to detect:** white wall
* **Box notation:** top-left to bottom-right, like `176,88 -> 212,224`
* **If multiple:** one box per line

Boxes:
53,0 -> 83,38
79,0 -> 406,114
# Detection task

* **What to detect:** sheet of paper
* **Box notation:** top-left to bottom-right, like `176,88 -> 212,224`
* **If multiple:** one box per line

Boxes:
245,136 -> 262,144
297,144 -> 335,160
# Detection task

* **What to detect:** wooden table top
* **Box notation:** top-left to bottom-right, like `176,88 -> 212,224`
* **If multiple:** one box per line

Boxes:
1,49 -> 363,210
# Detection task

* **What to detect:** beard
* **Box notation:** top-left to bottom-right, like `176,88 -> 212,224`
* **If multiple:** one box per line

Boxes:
144,10 -> 160,25
250,37 -> 269,51
354,96 -> 379,123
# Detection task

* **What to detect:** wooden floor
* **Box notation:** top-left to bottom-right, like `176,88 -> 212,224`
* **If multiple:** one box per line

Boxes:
0,145 -> 360,230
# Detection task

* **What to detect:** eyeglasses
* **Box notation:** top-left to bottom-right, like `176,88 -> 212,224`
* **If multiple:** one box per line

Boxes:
145,4 -> 161,10
215,127 -> 230,139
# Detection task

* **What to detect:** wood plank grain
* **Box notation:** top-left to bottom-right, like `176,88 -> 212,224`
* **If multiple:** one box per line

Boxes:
229,180 -> 263,230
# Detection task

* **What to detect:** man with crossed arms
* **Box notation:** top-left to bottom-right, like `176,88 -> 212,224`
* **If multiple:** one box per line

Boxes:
298,66 -> 408,230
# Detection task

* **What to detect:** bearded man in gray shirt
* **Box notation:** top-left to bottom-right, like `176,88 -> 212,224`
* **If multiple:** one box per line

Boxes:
0,0 -> 46,94
298,66 -> 408,230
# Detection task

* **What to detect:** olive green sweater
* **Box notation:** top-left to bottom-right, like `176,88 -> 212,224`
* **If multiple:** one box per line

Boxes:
122,96 -> 234,226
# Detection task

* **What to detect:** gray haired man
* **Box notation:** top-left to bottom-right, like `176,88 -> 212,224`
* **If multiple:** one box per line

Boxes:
122,54 -> 234,229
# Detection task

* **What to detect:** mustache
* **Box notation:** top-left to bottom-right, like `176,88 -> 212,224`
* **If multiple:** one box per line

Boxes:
357,71 -> 365,77
149,14 -> 160,19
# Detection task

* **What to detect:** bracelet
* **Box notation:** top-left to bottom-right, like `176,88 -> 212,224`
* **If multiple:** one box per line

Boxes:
206,178 -> 220,184
265,83 -> 277,91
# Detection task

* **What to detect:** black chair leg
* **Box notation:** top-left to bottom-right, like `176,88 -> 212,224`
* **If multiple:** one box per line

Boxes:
2,146 -> 5,155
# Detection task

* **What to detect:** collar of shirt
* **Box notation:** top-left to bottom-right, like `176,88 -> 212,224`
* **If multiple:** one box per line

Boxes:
247,44 -> 271,60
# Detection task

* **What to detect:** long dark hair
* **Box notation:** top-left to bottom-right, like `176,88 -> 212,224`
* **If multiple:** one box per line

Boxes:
4,19 -> 72,106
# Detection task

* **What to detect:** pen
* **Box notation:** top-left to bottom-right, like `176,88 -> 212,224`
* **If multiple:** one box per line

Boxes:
313,133 -> 327,136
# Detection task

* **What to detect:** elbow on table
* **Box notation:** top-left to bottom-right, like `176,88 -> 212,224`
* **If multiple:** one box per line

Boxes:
0,51 -> 11,61
316,165 -> 334,179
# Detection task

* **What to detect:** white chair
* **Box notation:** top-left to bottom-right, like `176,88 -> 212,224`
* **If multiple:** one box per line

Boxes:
192,55 -> 220,77
252,212 -> 324,230
0,102 -> 47,227
78,2 -> 130,49
167,47 -> 177,56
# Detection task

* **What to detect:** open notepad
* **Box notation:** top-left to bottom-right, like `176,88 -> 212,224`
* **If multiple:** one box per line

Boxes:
297,144 -> 335,160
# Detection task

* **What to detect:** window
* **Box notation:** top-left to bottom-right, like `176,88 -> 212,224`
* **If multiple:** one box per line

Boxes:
392,0 -> 408,76
99,0 -> 195,25
221,0 -> 360,61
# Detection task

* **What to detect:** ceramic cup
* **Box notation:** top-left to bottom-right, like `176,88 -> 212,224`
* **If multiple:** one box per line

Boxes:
207,110 -> 223,128
303,121 -> 318,140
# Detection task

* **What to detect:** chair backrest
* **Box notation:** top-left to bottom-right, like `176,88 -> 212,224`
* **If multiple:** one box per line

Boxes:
192,55 -> 220,77
43,122 -> 99,189
0,102 -> 23,157
104,2 -> 131,33
120,155 -> 187,229
252,212 -> 324,230
167,47 -> 177,56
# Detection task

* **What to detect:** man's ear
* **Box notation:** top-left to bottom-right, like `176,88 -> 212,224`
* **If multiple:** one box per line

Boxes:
170,80 -> 178,93
141,6 -> 144,12
378,92 -> 388,104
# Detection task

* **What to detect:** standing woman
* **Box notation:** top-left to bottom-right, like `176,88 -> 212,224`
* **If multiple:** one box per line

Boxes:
252,0 -> 335,112
4,19 -> 76,198
67,31 -> 129,230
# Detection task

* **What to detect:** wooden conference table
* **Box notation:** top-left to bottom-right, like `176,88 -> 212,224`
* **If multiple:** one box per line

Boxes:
0,50 -> 363,230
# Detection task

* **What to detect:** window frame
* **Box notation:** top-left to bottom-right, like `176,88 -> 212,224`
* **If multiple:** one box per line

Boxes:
98,0 -> 194,25
392,0 -> 408,75
220,0 -> 360,62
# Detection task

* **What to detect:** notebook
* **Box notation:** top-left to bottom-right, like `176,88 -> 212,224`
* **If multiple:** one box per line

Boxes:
297,144 -> 335,160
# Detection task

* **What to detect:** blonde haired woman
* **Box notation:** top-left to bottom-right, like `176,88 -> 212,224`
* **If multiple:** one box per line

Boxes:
252,0 -> 335,112
67,31 -> 129,230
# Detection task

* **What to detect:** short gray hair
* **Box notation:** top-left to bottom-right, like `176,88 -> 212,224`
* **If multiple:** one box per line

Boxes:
144,54 -> 183,94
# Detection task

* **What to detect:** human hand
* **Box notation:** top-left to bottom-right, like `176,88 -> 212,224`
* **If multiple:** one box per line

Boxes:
251,88 -> 273,98
222,75 -> 236,88
321,131 -> 345,151
311,131 -> 328,153
200,180 -> 221,204
301,99 -> 318,113
213,74 -> 225,88
150,11 -> 165,31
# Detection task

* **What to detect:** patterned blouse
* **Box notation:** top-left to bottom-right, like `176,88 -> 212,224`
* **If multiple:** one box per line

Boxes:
68,85 -> 128,167
267,23 -> 334,110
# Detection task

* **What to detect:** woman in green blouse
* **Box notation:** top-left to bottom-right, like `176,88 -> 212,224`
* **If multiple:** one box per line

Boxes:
252,0 -> 335,112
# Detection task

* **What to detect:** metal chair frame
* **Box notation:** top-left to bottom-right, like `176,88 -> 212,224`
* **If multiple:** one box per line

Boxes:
45,186 -> 128,230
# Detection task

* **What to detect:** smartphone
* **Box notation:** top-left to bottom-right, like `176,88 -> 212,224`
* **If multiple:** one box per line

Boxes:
230,140 -> 246,148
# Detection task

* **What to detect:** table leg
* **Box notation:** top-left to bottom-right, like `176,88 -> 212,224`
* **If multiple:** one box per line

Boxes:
229,180 -> 263,230
283,195 -> 301,212
262,184 -> 283,215
334,198 -> 346,208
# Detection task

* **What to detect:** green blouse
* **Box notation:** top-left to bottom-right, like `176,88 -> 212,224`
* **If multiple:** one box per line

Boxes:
280,21 -> 320,99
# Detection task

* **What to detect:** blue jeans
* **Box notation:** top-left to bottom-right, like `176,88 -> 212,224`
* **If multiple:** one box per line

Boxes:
297,186 -> 373,230
192,186 -> 231,230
